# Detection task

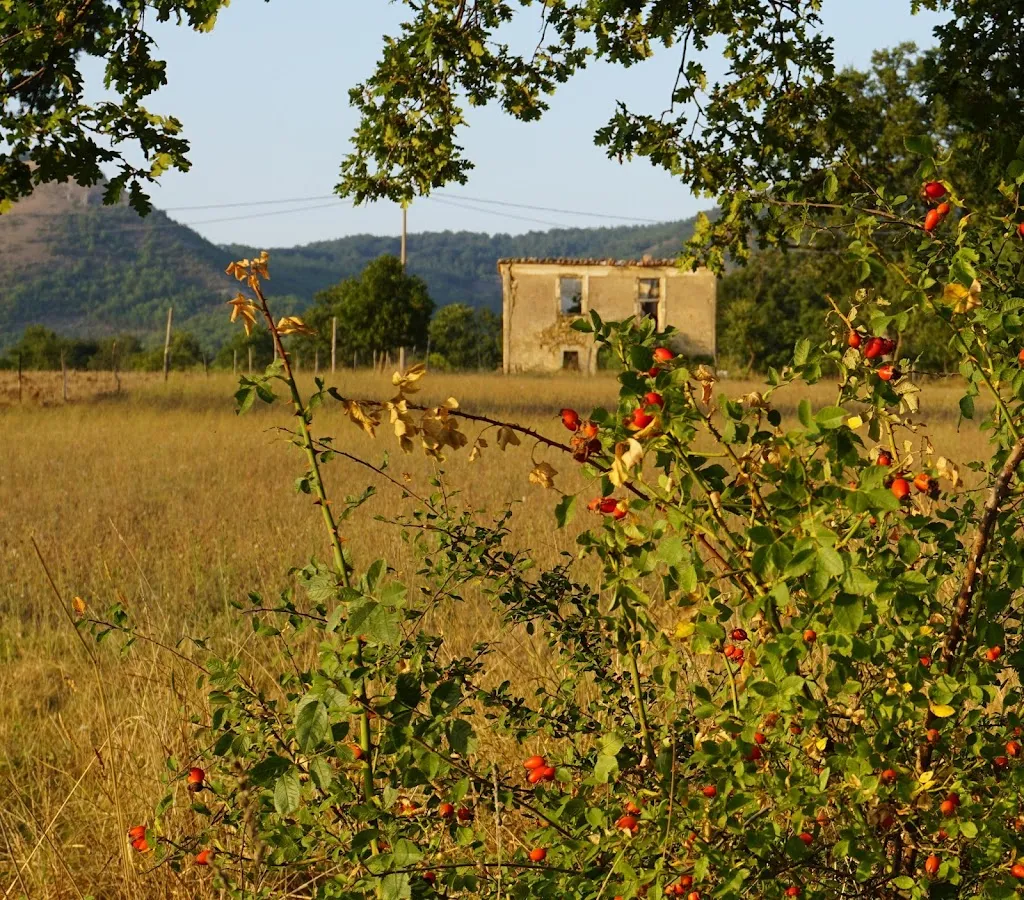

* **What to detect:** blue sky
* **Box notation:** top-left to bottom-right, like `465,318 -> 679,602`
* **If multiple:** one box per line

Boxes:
88,1 -> 949,247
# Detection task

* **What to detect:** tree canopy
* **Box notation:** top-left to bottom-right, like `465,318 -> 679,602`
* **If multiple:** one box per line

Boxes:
304,255 -> 434,362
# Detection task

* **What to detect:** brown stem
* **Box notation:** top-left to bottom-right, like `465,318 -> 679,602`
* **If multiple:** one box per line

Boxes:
918,436 -> 1024,771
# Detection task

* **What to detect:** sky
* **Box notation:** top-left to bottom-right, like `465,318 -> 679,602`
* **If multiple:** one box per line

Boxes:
83,1 -> 949,248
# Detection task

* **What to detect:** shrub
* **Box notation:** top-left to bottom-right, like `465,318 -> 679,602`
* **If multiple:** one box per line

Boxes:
98,143 -> 1024,899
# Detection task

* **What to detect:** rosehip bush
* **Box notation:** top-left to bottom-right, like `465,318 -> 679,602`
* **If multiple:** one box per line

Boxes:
98,139 -> 1024,899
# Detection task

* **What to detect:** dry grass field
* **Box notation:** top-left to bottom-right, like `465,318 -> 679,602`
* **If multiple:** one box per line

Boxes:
0,368 -> 993,898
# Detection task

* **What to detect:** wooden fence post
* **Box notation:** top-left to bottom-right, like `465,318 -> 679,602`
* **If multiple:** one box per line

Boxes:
17,352 -> 22,403
314,349 -> 319,378
112,340 -> 121,393
61,349 -> 68,402
248,346 -> 253,374
203,353 -> 209,377
331,317 -> 337,374
233,349 -> 237,375
162,307 -> 173,382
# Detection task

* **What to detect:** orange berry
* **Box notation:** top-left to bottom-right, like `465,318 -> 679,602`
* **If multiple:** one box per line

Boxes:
631,407 -> 654,428
349,743 -> 364,760
754,732 -> 767,745
523,755 -> 546,770
926,728 -> 941,744
616,814 -> 639,833
924,208 -> 942,232
624,801 -> 642,815
581,420 -> 599,439
560,408 -> 581,431
731,628 -> 748,642
1018,348 -> 1024,366
784,888 -> 800,898
456,806 -> 472,822
925,854 -> 940,877
880,768 -> 898,785
529,847 -> 547,862
131,837 -> 150,853
1012,863 -> 1024,878
644,391 -> 665,408
1018,223 -> 1024,240
920,655 -> 932,667
438,802 -> 455,819
195,849 -> 213,866
936,201 -> 951,217
878,364 -> 896,382
848,331 -> 863,349
876,450 -> 892,466
986,646 -> 1003,662
186,767 -> 205,789
798,832 -> 813,846
863,336 -> 885,359
612,502 -> 628,521
746,746 -> 762,762
995,755 -> 1009,769
803,629 -> 817,644
1008,741 -> 1022,758
891,477 -> 911,500
653,347 -> 674,363
423,871 -> 437,884
924,181 -> 947,200
701,785 -> 717,798
127,825 -> 146,842
913,472 -> 932,493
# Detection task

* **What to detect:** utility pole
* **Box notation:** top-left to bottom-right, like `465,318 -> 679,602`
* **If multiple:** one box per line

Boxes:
399,204 -> 407,372
331,316 -> 337,374
162,306 -> 173,382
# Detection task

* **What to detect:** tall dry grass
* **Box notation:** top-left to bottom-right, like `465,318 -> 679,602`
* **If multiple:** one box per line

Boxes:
0,369 -> 991,898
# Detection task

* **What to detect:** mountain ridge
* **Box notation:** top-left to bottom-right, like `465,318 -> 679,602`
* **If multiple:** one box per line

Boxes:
0,181 -> 702,349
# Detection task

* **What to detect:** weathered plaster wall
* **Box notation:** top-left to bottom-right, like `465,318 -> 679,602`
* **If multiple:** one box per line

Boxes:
500,261 -> 716,373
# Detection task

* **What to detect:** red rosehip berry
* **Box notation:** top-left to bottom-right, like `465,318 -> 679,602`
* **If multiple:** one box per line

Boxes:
924,181 -> 947,200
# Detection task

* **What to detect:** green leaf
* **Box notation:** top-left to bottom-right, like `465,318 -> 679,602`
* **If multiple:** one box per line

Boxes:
904,134 -> 934,156
295,697 -> 329,752
798,398 -> 813,429
794,337 -> 811,366
348,601 -> 400,645
959,395 -> 975,419
832,594 -> 865,633
273,770 -> 301,815
448,719 -> 477,756
380,873 -> 411,900
815,406 -> 846,430
823,170 -> 838,202
555,494 -> 576,528
309,757 -> 333,791
593,754 -> 618,783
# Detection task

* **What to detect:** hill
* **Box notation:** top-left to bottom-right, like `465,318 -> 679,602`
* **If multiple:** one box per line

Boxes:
0,182 -> 701,349
224,218 -> 700,314
0,181 -> 237,347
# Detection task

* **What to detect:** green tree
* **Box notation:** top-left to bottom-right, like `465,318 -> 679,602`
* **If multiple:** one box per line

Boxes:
0,0 -> 249,214
307,255 -> 433,363
427,303 -> 501,370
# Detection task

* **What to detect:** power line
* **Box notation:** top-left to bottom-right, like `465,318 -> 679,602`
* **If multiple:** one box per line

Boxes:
431,196 -> 571,229
434,191 -> 667,224
162,194 -> 336,212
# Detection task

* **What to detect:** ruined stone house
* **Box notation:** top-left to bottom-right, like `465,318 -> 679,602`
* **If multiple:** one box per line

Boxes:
497,257 -> 716,373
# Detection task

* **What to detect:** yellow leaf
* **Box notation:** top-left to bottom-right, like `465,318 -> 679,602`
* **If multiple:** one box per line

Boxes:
918,770 -> 935,786
226,294 -> 258,336
72,596 -> 86,616
610,438 -> 644,486
528,462 -> 558,490
942,279 -> 982,314
392,363 -> 427,394
442,396 -> 459,410
342,400 -> 379,438
674,622 -> 695,639
929,704 -> 956,718
846,415 -> 864,430
276,316 -> 315,336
